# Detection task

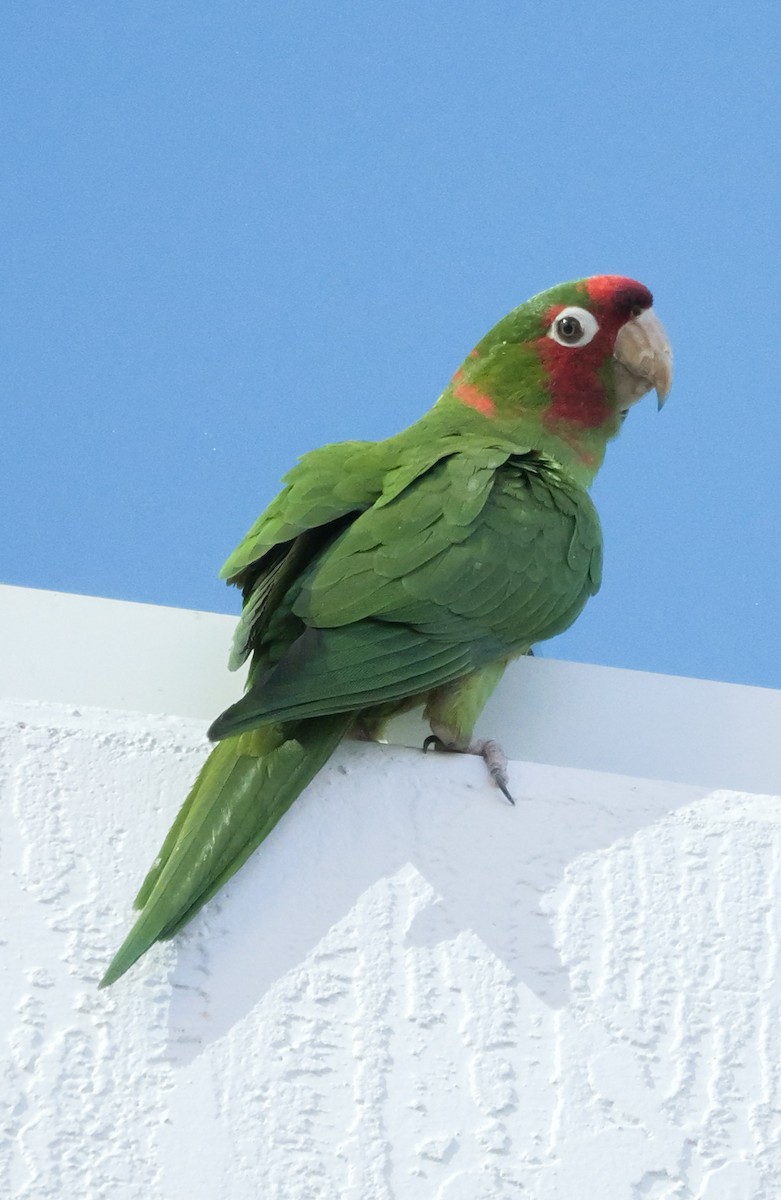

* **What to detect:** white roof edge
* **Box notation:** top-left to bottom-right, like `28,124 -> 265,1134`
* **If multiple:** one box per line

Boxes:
2,582 -> 779,795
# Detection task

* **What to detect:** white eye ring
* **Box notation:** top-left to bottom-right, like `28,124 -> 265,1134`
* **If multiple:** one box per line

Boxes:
547,305 -> 599,348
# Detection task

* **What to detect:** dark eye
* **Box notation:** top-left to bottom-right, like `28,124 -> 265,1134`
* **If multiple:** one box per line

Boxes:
556,315 -> 583,343
630,303 -> 644,318
547,305 -> 599,348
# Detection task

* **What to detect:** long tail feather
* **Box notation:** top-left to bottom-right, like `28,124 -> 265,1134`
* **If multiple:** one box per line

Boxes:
100,712 -> 352,987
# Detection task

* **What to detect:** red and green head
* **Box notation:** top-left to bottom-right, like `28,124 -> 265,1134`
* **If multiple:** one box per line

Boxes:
443,274 -> 673,478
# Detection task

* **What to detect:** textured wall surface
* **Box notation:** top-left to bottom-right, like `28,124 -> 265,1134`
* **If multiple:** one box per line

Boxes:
2,696 -> 780,1198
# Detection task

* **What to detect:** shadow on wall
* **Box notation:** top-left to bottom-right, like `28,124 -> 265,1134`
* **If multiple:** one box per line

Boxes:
164,741 -> 709,1063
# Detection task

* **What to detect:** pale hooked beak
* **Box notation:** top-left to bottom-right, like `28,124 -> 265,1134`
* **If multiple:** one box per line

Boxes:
613,308 -> 673,412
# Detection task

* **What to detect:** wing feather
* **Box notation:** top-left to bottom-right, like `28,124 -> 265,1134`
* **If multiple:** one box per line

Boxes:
210,447 -> 602,740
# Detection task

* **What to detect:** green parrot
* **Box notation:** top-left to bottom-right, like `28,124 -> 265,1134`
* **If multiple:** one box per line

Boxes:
101,274 -> 672,987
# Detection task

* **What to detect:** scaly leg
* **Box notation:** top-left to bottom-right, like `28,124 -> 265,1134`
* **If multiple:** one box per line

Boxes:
423,732 -> 515,805
421,660 -> 519,805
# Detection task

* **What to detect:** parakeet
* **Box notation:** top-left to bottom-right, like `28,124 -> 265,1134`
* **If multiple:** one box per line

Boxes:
101,274 -> 672,987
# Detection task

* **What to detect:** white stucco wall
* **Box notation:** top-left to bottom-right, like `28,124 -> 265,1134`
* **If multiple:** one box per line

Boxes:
2,585 -> 780,1198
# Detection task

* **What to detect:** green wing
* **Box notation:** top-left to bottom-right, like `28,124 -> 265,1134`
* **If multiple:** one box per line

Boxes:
220,432 -> 515,670
222,439 -> 390,669
221,440 -> 382,583
209,448 -> 602,738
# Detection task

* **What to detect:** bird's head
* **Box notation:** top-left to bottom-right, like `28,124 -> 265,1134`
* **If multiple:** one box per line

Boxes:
443,274 -> 673,481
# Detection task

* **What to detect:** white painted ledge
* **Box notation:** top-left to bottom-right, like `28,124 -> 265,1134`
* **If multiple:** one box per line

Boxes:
2,585 -> 781,1198
2,583 -> 780,794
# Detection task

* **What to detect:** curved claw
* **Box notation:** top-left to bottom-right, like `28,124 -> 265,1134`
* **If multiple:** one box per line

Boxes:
478,738 -> 515,806
421,733 -> 515,805
496,780 -> 516,806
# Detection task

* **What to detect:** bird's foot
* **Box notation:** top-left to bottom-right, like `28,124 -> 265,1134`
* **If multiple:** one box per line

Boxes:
423,735 -> 515,806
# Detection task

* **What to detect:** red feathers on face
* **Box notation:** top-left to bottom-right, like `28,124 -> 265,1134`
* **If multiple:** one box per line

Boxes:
537,275 -> 653,430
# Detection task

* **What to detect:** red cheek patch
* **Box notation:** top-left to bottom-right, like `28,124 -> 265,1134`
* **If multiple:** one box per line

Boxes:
536,335 -> 612,430
452,368 -> 496,416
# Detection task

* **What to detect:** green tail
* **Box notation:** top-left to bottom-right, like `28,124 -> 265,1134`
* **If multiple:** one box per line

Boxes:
100,712 -> 352,987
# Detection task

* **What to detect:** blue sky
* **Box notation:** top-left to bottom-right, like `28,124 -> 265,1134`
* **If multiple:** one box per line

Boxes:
3,2 -> 780,690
